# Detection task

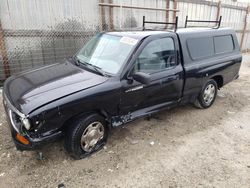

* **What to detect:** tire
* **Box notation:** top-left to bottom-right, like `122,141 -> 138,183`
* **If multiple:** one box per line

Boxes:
64,114 -> 108,159
194,79 -> 218,109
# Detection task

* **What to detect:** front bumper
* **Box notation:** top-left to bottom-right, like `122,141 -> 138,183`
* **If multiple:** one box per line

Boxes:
2,94 -> 63,151
12,128 -> 63,151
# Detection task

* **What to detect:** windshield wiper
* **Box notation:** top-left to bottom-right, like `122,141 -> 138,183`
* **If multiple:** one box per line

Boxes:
73,56 -> 108,77
88,64 -> 108,77
73,56 -> 81,66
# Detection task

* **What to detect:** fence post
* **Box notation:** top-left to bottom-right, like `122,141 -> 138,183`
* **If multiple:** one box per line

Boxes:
165,0 -> 170,29
109,0 -> 114,30
173,0 -> 177,30
216,1 -> 221,21
173,0 -> 177,20
240,6 -> 250,50
100,0 -> 106,31
0,20 -> 10,79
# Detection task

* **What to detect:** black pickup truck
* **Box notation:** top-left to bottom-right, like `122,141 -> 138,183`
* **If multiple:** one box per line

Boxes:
2,23 -> 242,159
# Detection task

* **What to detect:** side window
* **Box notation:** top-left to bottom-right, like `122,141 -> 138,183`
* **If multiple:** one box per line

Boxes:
187,37 -> 214,60
214,35 -> 234,54
133,37 -> 176,74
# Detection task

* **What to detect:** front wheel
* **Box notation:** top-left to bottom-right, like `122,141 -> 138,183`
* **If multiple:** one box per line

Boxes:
194,79 -> 218,109
64,114 -> 108,159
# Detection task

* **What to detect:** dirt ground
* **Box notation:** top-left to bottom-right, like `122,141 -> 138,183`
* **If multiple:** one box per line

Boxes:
1,55 -> 250,188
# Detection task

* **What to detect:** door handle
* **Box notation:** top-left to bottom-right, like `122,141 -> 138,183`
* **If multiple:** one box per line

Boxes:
125,85 -> 144,93
165,74 -> 179,82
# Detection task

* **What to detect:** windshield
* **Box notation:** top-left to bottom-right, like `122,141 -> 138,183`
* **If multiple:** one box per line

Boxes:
76,33 -> 138,74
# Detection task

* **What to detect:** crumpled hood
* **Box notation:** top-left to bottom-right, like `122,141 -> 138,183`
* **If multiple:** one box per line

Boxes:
3,61 -> 108,114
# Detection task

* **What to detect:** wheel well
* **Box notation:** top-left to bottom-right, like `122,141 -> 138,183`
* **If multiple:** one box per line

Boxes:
61,110 -> 110,132
211,75 -> 223,88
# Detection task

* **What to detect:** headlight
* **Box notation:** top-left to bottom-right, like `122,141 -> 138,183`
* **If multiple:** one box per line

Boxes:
22,118 -> 31,130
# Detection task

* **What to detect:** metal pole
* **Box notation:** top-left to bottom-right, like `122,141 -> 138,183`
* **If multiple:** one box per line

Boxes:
217,16 -> 222,28
216,1 -> 222,21
100,0 -> 106,31
165,0 -> 170,29
175,16 -> 178,32
173,0 -> 178,21
98,3 -> 179,12
142,16 -> 145,30
0,20 -> 10,79
240,6 -> 250,50
109,0 -> 114,30
185,16 -> 188,28
119,0 -> 123,29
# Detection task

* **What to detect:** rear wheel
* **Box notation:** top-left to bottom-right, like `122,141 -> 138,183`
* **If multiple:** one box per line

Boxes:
194,79 -> 218,109
64,114 -> 108,159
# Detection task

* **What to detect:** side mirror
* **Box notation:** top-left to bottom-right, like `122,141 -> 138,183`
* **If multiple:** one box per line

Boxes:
132,72 -> 151,85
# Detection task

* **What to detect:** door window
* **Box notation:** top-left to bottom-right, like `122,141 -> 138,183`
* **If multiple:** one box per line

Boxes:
133,37 -> 176,74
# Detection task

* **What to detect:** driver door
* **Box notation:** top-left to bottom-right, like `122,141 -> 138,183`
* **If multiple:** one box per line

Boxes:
119,35 -> 184,115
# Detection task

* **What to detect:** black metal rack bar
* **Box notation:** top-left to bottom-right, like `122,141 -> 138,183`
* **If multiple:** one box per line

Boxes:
142,16 -> 178,32
184,15 -> 222,29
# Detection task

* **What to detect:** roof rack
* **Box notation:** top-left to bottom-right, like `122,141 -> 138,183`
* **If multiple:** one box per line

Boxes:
184,16 -> 222,29
142,16 -> 178,32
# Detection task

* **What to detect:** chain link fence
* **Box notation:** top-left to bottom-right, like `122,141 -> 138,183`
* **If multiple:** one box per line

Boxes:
0,0 -> 249,85
0,0 -> 101,85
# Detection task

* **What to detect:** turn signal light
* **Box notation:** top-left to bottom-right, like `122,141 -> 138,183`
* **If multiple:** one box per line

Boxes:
16,133 -> 30,145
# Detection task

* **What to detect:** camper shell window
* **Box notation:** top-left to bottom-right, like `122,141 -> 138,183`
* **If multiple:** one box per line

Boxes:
187,34 -> 235,60
187,37 -> 214,60
214,35 -> 234,54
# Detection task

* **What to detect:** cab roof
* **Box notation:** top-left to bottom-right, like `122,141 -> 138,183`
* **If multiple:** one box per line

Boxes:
176,27 -> 234,34
106,31 -> 171,40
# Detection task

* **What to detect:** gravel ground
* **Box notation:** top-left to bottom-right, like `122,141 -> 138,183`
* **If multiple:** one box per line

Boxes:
1,54 -> 250,188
